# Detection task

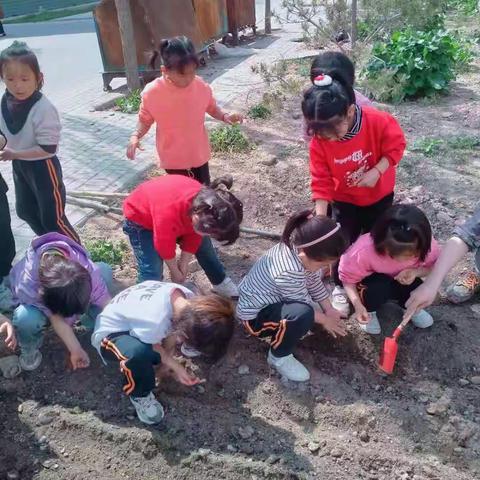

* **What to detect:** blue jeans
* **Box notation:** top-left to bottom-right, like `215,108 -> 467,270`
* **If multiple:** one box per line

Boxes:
122,219 -> 226,285
12,262 -> 113,353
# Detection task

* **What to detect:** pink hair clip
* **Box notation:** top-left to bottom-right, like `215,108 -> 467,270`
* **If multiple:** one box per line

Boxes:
314,74 -> 333,87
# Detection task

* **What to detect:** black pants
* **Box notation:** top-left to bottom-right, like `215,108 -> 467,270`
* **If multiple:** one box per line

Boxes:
101,332 -> 161,398
359,273 -> 423,312
244,302 -> 314,357
332,192 -> 394,285
13,157 -> 80,242
165,162 -> 210,185
0,21 -> 5,36
0,176 -> 15,278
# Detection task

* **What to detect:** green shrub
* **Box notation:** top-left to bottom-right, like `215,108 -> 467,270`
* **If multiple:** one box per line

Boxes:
248,103 -> 272,120
364,27 -> 472,100
446,0 -> 479,14
116,90 -> 141,114
209,125 -> 251,153
86,239 -> 129,266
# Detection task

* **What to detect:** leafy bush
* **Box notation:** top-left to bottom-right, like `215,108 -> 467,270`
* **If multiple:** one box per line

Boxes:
86,239 -> 129,266
248,103 -> 272,120
116,90 -> 141,114
209,125 -> 251,153
446,0 -> 479,14
364,27 -> 472,100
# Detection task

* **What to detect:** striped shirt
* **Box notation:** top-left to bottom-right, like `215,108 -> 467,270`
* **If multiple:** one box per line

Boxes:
341,104 -> 362,141
237,243 -> 330,321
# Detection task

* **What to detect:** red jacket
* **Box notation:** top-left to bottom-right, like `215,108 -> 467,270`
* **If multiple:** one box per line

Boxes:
310,106 -> 406,206
123,175 -> 203,260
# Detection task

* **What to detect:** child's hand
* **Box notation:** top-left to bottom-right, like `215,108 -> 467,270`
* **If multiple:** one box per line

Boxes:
314,310 -> 347,338
0,320 -> 17,350
354,304 -> 370,324
126,136 -> 144,160
177,256 -> 190,278
70,348 -> 90,370
355,168 -> 380,188
395,269 -> 417,285
224,112 -> 244,125
0,148 -> 16,161
173,364 -> 205,386
170,267 -> 187,285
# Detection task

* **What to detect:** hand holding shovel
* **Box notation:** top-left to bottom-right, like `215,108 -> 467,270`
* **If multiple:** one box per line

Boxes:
378,314 -> 413,374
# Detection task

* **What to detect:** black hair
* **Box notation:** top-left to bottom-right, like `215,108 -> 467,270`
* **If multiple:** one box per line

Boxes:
0,41 -> 43,90
39,254 -> 92,317
190,175 -> 243,245
178,294 -> 235,362
282,210 -> 349,261
371,204 -> 433,262
150,36 -> 200,72
310,51 -> 355,86
301,69 -> 355,137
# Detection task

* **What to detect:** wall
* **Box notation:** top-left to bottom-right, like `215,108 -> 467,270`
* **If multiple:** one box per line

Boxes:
2,0 -> 98,17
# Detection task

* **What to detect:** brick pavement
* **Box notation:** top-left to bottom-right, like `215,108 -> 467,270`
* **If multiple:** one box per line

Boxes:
0,22 -> 310,255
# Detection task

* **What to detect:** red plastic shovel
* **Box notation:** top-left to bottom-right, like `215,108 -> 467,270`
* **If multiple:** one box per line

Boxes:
378,315 -> 412,374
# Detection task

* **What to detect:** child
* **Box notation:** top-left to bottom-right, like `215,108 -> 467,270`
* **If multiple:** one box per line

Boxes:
303,51 -> 372,142
126,36 -> 243,185
0,313 -> 16,350
92,281 -> 234,425
123,174 -> 242,298
339,204 -> 440,334
10,232 -> 112,373
302,70 -> 406,316
0,171 -> 15,311
406,203 -> 480,317
237,211 -> 349,382
0,42 -> 79,242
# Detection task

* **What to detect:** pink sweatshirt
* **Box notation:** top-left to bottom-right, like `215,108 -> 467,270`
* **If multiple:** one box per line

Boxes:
138,76 -> 217,169
339,233 -> 441,285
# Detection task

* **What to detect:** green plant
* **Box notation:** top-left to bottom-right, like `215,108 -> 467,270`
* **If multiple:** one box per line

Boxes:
361,68 -> 408,103
446,135 -> 480,149
365,27 -> 472,100
411,138 -> 444,156
86,239 -> 129,266
248,103 -> 272,120
446,0 -> 479,15
209,125 -> 251,153
116,90 -> 141,114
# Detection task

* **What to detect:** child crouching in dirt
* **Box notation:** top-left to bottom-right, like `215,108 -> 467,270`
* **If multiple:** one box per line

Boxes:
339,205 -> 440,334
10,233 -> 113,374
92,281 -> 234,425
237,211 -> 349,382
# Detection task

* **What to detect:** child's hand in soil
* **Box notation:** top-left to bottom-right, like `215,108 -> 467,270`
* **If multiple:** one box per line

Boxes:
126,136 -> 144,160
395,268 -> 417,285
0,148 -> 16,161
353,303 -> 369,324
224,112 -> 244,125
0,319 -> 17,350
314,310 -> 347,338
70,348 -> 90,370
355,168 -> 380,188
173,364 -> 205,386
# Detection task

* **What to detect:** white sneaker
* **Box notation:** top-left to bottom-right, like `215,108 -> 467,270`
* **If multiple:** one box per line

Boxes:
359,312 -> 381,335
0,281 -> 14,312
19,349 -> 43,371
129,392 -> 165,425
212,277 -> 239,298
267,350 -> 310,382
411,309 -> 433,329
331,286 -> 350,317
180,343 -> 202,358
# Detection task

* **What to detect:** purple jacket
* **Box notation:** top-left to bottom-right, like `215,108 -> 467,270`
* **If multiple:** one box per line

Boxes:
10,233 -> 110,325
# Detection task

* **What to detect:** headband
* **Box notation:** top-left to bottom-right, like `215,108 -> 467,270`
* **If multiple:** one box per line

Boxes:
295,223 -> 341,249
314,74 -> 333,87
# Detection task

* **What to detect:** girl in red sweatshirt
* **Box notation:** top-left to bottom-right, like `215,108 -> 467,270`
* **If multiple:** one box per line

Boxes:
302,70 -> 406,316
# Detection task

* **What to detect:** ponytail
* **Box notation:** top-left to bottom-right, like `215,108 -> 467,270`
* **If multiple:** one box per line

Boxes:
151,36 -> 199,73
282,210 -> 349,262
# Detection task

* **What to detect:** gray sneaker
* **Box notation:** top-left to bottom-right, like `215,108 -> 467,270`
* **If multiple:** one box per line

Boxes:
446,271 -> 480,304
19,349 -> 43,371
129,392 -> 165,425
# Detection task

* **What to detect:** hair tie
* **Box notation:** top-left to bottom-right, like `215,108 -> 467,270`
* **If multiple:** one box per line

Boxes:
314,74 -> 333,87
295,223 -> 341,249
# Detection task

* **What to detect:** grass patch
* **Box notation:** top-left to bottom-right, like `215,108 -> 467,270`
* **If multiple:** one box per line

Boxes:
210,125 -> 251,153
411,138 -> 444,157
4,5 -> 95,24
85,239 -> 129,266
411,135 -> 480,157
116,90 -> 141,114
248,103 -> 272,120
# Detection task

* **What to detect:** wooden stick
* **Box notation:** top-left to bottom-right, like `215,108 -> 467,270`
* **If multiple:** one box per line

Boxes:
69,190 -> 128,199
240,226 -> 280,239
66,196 -> 111,213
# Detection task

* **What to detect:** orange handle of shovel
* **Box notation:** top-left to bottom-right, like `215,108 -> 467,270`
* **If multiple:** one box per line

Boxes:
378,316 -> 412,374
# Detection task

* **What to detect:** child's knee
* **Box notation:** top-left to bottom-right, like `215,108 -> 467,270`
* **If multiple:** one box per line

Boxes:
128,342 -> 155,364
13,305 -> 48,334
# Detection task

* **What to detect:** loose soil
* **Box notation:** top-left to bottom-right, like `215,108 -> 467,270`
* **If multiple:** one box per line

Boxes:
1,26 -> 480,480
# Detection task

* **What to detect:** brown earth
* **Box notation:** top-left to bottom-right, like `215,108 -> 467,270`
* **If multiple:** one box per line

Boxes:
1,30 -> 480,480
